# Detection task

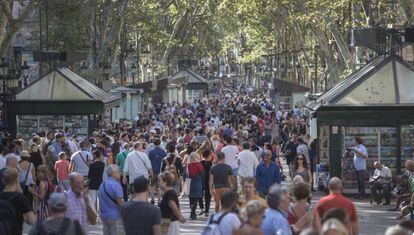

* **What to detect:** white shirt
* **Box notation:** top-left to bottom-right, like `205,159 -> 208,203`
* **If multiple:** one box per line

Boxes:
221,145 -> 239,169
212,212 -> 241,235
373,166 -> 392,183
237,150 -> 259,178
70,150 -> 93,176
123,150 -> 152,183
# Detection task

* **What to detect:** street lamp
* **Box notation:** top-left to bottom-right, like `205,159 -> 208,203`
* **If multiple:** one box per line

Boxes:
21,61 -> 30,89
130,63 -> 136,85
0,58 -> 20,128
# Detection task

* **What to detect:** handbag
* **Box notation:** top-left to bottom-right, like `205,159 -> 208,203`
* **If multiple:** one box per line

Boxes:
160,218 -> 171,234
183,166 -> 191,195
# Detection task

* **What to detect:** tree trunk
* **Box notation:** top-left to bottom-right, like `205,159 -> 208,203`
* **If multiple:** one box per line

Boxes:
0,0 -> 39,57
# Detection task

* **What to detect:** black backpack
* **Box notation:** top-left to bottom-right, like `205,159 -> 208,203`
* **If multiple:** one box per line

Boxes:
0,197 -> 18,235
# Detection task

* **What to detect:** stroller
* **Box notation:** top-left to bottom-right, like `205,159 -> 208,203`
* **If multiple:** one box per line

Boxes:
316,163 -> 330,194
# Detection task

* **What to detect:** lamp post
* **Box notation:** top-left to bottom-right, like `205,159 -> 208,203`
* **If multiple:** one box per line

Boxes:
21,61 -> 30,89
130,63 -> 136,85
0,58 -> 20,128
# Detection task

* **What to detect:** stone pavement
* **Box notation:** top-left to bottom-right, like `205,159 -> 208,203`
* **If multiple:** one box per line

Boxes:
22,190 -> 402,235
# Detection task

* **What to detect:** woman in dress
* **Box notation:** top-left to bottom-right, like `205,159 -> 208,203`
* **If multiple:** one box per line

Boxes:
33,165 -> 50,222
292,154 -> 313,186
159,171 -> 186,235
187,152 -> 204,220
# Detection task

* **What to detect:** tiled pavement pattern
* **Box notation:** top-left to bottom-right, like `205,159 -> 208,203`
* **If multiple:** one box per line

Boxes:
23,159 -> 401,234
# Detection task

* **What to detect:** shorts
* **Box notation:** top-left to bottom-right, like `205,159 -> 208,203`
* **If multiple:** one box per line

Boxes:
232,168 -> 239,177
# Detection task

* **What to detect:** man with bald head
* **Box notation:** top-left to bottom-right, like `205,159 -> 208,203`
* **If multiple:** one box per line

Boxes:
314,177 -> 358,235
65,172 -> 97,232
371,161 -> 392,205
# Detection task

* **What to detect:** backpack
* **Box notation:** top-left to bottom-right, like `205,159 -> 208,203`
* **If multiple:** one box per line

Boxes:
164,156 -> 179,181
201,212 -> 229,235
36,217 -> 71,235
0,197 -> 18,235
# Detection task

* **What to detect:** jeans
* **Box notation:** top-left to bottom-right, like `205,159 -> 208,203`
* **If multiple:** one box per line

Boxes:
102,219 -> 124,235
189,197 -> 202,217
356,170 -> 366,197
120,175 -> 129,202
202,185 -> 211,213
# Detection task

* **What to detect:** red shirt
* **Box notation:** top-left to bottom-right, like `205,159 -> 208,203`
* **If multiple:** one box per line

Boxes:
55,159 -> 69,181
315,193 -> 358,224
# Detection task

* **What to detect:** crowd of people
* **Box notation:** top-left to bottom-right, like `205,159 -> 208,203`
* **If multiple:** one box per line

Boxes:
0,83 -> 412,235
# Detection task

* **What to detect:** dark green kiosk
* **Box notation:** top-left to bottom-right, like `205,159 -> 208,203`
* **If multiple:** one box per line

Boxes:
306,55 -> 414,189
7,67 -> 119,139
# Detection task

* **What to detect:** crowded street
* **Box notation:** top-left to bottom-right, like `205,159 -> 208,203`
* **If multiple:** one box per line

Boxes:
2,1 -> 414,235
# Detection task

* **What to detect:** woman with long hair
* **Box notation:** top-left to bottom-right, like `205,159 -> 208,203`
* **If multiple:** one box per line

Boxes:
33,165 -> 50,222
287,182 -> 321,232
292,154 -> 313,186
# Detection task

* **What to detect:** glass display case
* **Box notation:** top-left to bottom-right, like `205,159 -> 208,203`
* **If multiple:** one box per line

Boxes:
401,125 -> 414,169
342,127 -> 396,188
17,115 -> 89,139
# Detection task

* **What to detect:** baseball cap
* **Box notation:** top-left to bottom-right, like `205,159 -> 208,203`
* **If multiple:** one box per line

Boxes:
48,192 -> 67,210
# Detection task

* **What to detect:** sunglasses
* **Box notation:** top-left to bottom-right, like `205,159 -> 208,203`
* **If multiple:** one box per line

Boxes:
297,158 -> 304,160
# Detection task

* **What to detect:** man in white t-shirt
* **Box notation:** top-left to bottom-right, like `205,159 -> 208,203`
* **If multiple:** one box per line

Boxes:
69,141 -> 93,178
122,142 -> 153,192
237,143 -> 259,181
210,191 -> 241,234
221,136 -> 239,176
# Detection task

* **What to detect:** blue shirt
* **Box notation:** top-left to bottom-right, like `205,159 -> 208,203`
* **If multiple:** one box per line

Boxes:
261,208 -> 292,235
148,147 -> 167,174
98,177 -> 123,220
353,144 -> 368,171
255,162 -> 281,195
52,141 -> 62,159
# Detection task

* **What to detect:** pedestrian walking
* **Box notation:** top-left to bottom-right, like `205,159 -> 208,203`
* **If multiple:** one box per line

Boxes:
122,142 -> 153,193
200,149 -> 213,217
238,142 -> 259,183
255,150 -> 281,197
314,177 -> 358,235
28,192 -> 86,235
149,138 -> 167,204
87,149 -> 105,213
187,152 -> 204,220
203,191 -> 241,234
291,154 -> 312,186
209,152 -> 235,212
33,165 -> 50,222
115,142 -> 131,201
233,200 -> 266,235
65,172 -> 97,232
18,150 -> 36,206
98,164 -> 124,235
158,171 -> 186,235
120,176 -> 161,235
69,141 -> 93,179
55,151 -> 70,192
0,168 -> 36,234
